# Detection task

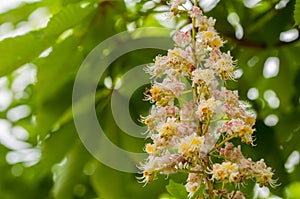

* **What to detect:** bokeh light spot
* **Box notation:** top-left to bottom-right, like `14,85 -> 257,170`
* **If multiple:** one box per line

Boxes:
263,57 -> 280,79
247,87 -> 259,100
264,114 -> 279,126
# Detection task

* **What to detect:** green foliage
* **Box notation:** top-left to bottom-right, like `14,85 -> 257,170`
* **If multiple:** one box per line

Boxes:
0,2 -> 42,25
166,180 -> 188,199
295,0 -> 300,25
0,31 -> 50,76
285,181 -> 300,198
190,184 -> 205,199
0,0 -> 299,198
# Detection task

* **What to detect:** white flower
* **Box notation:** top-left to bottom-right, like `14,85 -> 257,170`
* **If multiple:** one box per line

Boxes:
212,162 -> 240,183
161,78 -> 186,96
170,0 -> 186,9
196,30 -> 223,49
180,102 -> 196,122
206,50 -> 236,80
174,30 -> 192,47
178,133 -> 205,156
190,6 -> 215,30
192,68 -> 219,97
196,97 -> 221,120
145,55 -> 170,78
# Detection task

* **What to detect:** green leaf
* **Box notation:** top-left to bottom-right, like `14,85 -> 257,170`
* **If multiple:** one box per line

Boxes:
190,184 -> 205,199
0,0 -> 97,77
38,121 -> 78,176
166,180 -> 188,199
35,35 -> 83,100
51,142 -> 92,199
0,31 -> 51,77
91,163 -> 130,199
284,181 -> 300,198
34,33 -> 85,137
295,0 -> 300,25
60,0 -> 83,6
44,1 -> 96,37
0,2 -> 40,25
91,161 -> 166,199
0,0 -> 61,25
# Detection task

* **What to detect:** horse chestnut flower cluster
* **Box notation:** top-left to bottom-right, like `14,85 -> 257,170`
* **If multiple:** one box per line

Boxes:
139,1 -> 277,198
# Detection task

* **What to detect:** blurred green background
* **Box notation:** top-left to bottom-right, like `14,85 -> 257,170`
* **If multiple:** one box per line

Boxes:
0,0 -> 300,198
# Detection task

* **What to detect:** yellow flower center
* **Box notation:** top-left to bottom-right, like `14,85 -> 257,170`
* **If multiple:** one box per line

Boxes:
191,137 -> 201,146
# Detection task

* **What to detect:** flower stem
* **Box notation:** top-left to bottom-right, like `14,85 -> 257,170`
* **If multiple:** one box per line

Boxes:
181,89 -> 192,95
205,176 -> 214,199
203,116 -> 211,135
209,135 -> 234,153
191,0 -> 198,65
